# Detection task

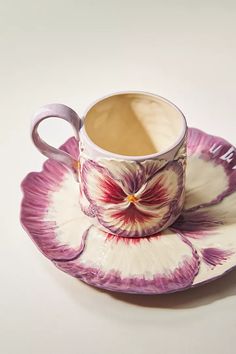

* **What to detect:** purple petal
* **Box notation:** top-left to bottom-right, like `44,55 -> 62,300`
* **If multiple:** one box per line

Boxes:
201,248 -> 234,267
21,138 -> 90,261
139,159 -> 168,181
55,257 -> 199,294
96,160 -> 185,237
81,159 -> 127,206
98,159 -> 146,194
54,228 -> 200,294
185,128 -> 236,211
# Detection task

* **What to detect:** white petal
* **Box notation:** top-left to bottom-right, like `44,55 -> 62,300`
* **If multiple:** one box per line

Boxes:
46,173 -> 92,248
55,228 -> 199,294
184,156 -> 228,210
138,161 -> 184,209
175,192 -> 236,285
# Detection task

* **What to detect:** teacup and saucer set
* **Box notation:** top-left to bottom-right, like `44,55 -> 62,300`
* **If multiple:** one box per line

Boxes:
20,92 -> 236,294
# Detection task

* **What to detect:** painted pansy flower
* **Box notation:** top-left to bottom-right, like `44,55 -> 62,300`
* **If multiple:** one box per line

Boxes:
80,158 -> 185,237
21,128 -> 236,294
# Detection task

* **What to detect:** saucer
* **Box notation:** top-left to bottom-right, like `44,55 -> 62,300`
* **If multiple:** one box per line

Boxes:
20,128 -> 236,294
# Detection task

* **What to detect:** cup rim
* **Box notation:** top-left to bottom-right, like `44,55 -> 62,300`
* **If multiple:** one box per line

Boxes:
80,90 -> 187,161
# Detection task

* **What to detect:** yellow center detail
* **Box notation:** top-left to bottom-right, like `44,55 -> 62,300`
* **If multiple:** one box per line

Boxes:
72,160 -> 81,170
127,194 -> 138,203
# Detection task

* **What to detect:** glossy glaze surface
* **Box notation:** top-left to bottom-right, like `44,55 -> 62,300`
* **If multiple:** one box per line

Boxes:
21,128 -> 236,294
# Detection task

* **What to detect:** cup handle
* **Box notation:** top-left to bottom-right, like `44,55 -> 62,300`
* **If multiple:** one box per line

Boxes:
31,103 -> 81,170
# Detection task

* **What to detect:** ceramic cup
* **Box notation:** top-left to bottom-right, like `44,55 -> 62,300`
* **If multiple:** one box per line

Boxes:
32,91 -> 187,237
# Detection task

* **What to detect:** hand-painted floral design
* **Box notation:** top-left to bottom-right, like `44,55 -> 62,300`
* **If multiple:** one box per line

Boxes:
80,156 -> 185,237
21,128 -> 236,294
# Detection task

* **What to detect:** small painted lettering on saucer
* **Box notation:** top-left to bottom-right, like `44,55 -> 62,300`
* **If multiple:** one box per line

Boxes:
209,144 -> 236,169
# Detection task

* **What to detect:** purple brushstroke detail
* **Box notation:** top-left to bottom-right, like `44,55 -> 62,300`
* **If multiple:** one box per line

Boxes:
80,202 -> 98,218
20,138 -> 84,261
20,130 -> 236,294
96,205 -> 172,237
86,159 -> 185,237
117,163 -> 145,194
172,210 -> 222,239
163,160 -> 185,202
169,227 -> 201,274
201,248 -> 234,267
21,133 -> 201,294
59,136 -> 78,158
187,128 -> 231,158
139,159 -> 168,182
171,189 -> 185,219
184,187 -> 234,214
82,158 -> 146,196
54,249 -> 199,294
81,159 -> 115,203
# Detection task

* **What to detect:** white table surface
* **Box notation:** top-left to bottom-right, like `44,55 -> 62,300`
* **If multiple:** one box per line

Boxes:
1,1 -> 236,353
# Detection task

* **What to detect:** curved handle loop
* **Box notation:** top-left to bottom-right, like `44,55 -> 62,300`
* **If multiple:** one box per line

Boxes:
31,103 -> 81,169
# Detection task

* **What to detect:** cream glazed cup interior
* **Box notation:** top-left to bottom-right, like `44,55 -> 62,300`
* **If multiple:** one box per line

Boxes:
79,92 -> 187,160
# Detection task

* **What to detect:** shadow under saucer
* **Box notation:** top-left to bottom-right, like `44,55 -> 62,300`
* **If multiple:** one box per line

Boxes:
91,268 -> 236,309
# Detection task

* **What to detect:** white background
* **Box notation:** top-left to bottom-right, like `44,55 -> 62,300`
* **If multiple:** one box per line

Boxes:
1,1 -> 236,353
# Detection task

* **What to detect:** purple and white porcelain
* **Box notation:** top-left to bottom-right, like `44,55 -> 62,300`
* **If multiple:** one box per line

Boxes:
21,127 -> 236,294
31,92 -> 187,236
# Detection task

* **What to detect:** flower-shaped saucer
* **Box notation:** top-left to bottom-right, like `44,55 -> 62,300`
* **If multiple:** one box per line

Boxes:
20,128 -> 236,294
